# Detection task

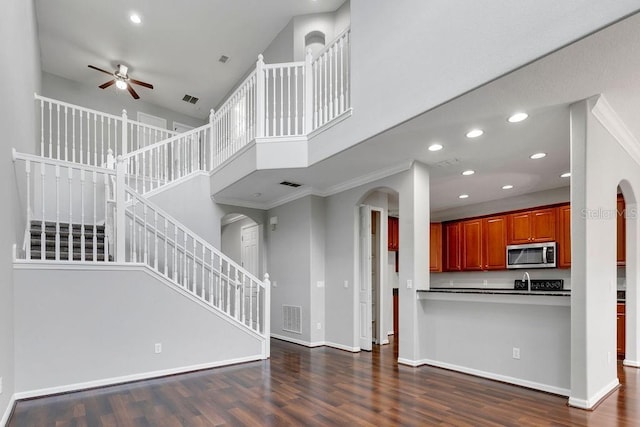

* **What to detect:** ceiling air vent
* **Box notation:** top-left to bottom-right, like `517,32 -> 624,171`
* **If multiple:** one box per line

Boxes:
280,181 -> 302,188
182,94 -> 199,104
219,55 -> 230,63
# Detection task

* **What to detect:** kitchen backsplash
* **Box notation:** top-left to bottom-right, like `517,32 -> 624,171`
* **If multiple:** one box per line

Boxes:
431,269 -> 572,290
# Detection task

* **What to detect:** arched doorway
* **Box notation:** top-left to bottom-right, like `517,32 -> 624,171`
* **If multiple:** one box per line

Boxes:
221,213 -> 261,278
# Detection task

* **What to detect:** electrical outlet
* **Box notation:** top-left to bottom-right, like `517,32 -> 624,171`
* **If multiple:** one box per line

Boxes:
317,281 -> 325,288
512,347 -> 521,360
483,280 -> 488,287
155,343 -> 162,354
317,322 -> 322,330
407,279 -> 413,289
344,280 -> 349,289
272,281 -> 277,287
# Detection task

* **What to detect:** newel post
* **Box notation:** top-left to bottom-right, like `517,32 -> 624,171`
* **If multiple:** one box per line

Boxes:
263,273 -> 271,358
121,109 -> 128,155
304,48 -> 314,134
255,54 -> 266,138
209,108 -> 215,169
115,156 -> 126,262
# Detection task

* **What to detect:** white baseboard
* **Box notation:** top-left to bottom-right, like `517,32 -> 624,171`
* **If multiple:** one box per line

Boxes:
623,359 -> 640,368
14,354 -> 263,401
325,341 -> 360,353
270,334 -> 360,352
568,378 -> 620,409
1,394 -> 16,427
403,358 -> 571,396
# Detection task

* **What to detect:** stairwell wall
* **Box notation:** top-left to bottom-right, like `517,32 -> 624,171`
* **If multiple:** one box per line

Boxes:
1,0 -> 41,421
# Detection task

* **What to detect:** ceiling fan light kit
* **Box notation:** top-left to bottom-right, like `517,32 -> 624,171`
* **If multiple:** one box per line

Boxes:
87,63 -> 154,99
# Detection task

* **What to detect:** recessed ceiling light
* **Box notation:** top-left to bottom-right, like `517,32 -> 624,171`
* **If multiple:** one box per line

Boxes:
458,194 -> 469,199
502,185 -> 514,190
130,13 -> 142,24
462,170 -> 475,176
530,152 -> 546,159
508,112 -> 528,123
428,143 -> 443,152
560,172 -> 571,178
466,129 -> 484,139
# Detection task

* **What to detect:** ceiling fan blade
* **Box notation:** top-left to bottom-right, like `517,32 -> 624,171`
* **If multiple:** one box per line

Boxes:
129,78 -> 154,89
88,65 -> 114,76
126,84 -> 140,99
99,79 -> 116,89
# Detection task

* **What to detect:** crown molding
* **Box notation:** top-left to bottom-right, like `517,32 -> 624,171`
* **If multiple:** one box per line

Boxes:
591,94 -> 640,167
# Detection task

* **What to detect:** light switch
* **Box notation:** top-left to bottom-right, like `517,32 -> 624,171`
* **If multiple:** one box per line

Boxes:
407,279 -> 413,289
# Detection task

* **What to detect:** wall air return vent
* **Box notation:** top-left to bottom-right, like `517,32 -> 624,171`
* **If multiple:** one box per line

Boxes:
282,305 -> 302,334
279,181 -> 302,188
182,94 -> 199,104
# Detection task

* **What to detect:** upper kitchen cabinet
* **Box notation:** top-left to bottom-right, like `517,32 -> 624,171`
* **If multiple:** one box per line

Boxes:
444,222 -> 462,271
388,216 -> 399,251
507,208 -> 556,244
461,219 -> 483,271
557,204 -> 571,268
483,215 -> 507,270
617,195 -> 626,266
430,223 -> 443,272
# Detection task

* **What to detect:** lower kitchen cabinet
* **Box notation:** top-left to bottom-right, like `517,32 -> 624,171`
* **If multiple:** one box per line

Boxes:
618,303 -> 625,358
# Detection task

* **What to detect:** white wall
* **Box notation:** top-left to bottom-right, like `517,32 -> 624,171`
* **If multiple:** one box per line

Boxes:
42,72 -> 204,130
13,265 -> 264,395
308,0 -> 640,164
569,96 -> 640,407
148,174 -> 220,247
1,0 -> 41,420
309,196 -> 326,344
262,20 -> 295,64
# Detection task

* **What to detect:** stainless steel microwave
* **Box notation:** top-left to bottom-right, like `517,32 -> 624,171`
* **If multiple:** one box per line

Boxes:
506,242 -> 556,269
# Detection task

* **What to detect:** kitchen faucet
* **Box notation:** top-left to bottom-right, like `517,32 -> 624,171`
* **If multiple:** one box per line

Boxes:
523,271 -> 531,292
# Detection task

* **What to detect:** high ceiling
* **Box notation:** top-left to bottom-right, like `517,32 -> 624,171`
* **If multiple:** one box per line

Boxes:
35,0 -> 345,119
34,3 -> 640,213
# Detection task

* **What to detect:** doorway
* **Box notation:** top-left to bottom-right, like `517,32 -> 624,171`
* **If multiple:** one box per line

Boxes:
241,223 -> 259,277
358,205 -> 385,351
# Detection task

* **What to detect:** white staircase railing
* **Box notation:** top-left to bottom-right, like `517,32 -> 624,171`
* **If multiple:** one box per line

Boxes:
120,122 -> 212,195
12,150 -> 270,341
36,94 -> 177,167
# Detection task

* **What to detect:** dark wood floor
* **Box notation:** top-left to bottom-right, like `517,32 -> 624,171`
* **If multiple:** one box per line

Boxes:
8,337 -> 640,426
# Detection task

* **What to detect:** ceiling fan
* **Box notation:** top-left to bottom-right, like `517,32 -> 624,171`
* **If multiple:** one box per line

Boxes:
88,64 -> 153,99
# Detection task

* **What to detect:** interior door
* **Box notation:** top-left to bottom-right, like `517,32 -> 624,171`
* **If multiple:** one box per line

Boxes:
241,224 -> 259,277
359,205 -> 373,351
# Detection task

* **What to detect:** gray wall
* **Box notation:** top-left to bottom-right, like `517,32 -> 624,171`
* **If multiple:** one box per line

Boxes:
267,196 -> 313,342
13,266 -> 264,394
309,196 -> 326,344
42,72 -> 204,130
1,0 -> 41,418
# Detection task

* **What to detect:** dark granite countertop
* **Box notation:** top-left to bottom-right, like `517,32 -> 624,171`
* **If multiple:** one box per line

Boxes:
420,287 -> 571,297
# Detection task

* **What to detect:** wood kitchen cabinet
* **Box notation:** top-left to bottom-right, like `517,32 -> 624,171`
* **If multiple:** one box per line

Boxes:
617,303 -> 625,358
507,208 -> 556,244
462,219 -> 483,270
557,204 -> 571,268
444,222 -> 462,271
430,223 -> 443,272
483,215 -> 507,270
617,195 -> 626,266
444,216 -> 506,271
388,216 -> 399,251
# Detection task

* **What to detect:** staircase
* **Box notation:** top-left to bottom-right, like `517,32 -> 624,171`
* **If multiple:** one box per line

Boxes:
28,220 -> 108,262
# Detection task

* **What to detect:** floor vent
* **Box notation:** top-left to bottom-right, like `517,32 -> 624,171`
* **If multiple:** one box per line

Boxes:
282,305 -> 302,334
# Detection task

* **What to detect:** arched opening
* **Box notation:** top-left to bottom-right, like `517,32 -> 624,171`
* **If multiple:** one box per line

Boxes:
355,187 -> 399,351
304,30 -> 326,58
221,213 -> 261,277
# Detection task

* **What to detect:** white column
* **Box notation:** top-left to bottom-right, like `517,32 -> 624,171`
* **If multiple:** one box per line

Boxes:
397,161 -> 430,365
